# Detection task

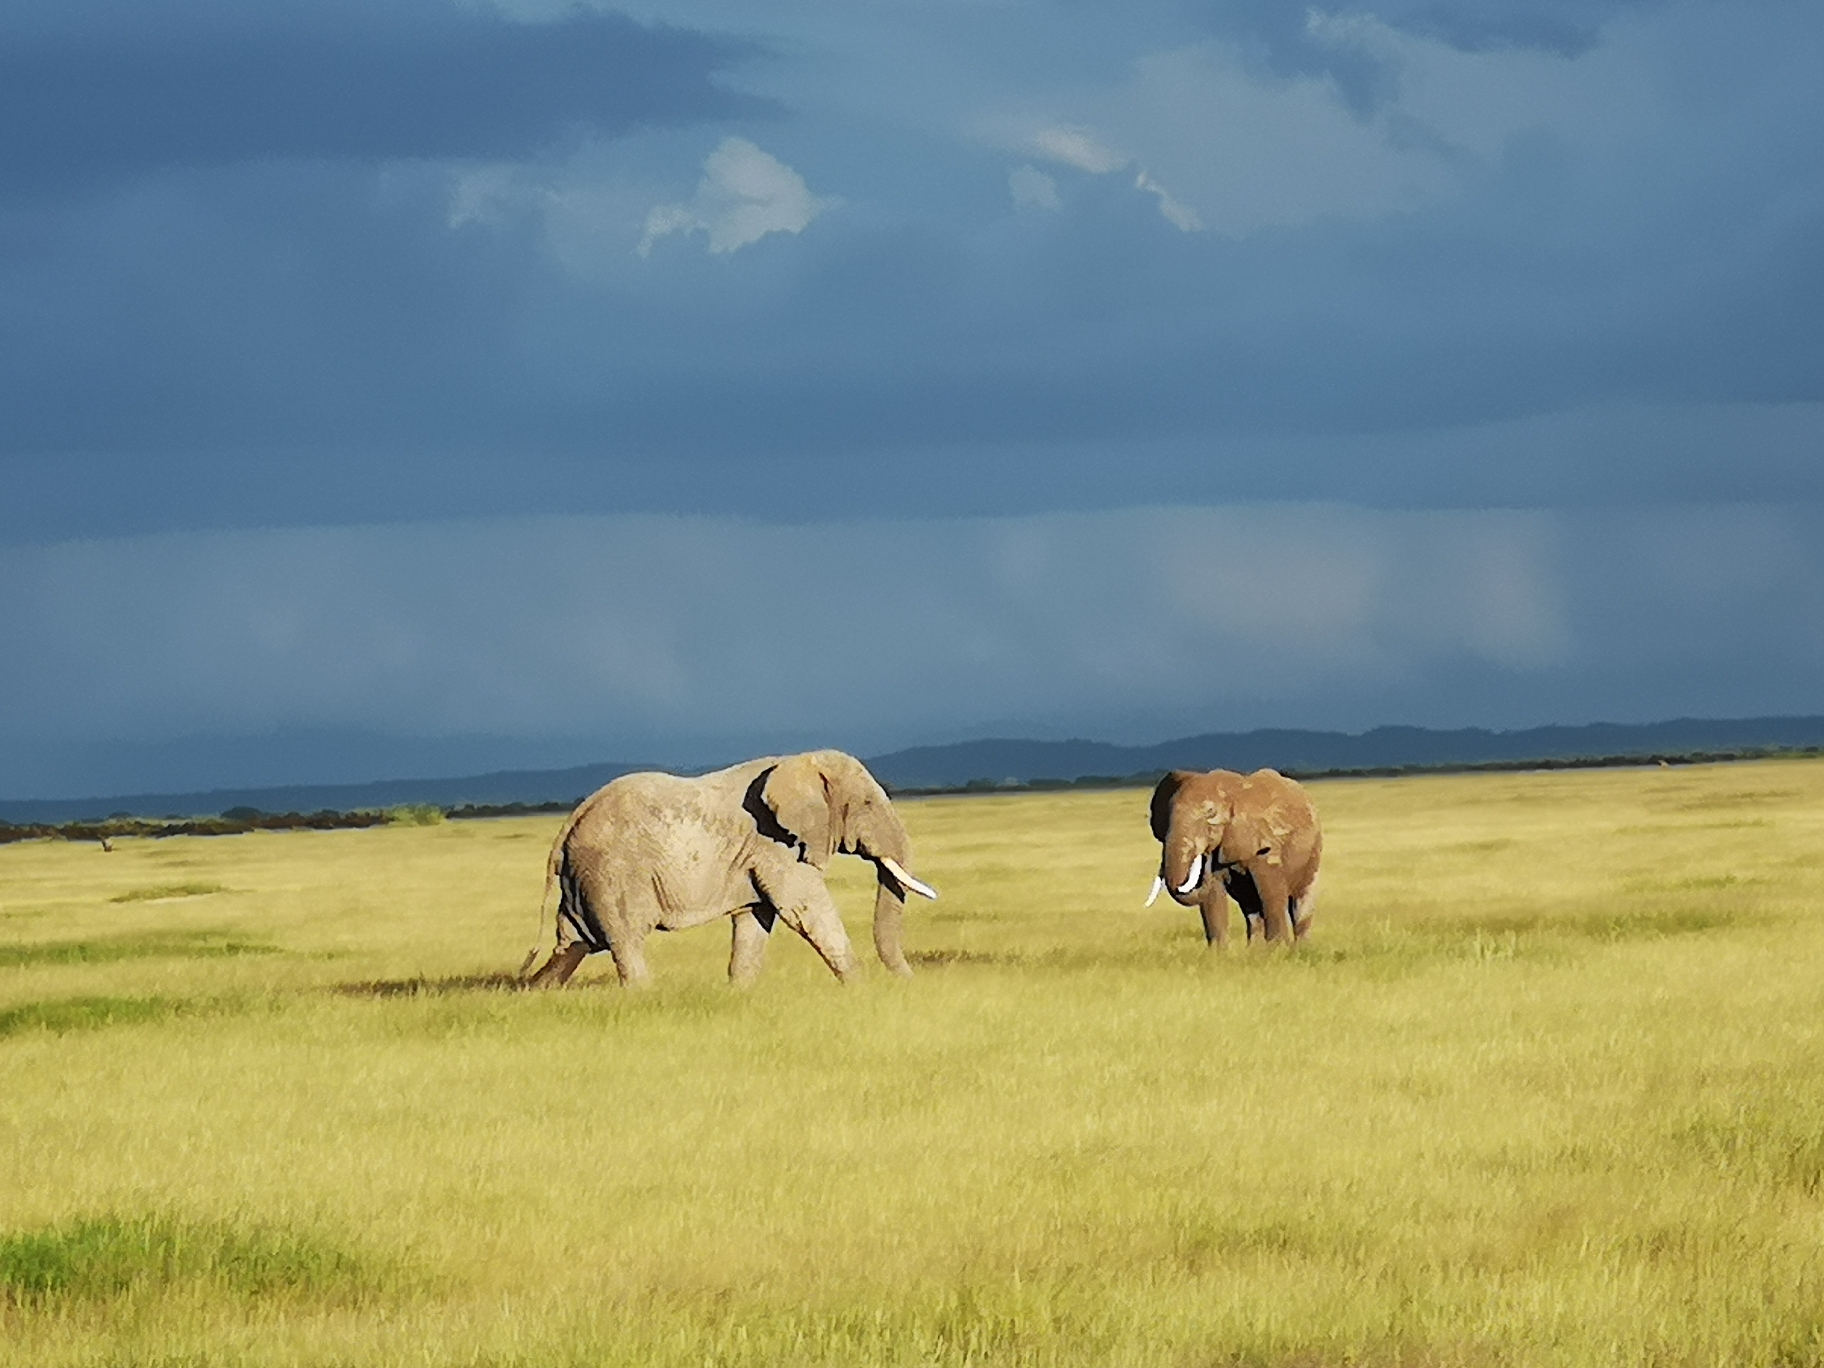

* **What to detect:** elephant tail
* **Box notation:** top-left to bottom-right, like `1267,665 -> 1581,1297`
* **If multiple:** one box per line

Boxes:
520,812 -> 579,979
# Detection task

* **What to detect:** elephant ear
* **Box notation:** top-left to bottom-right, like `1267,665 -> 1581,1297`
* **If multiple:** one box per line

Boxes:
761,753 -> 835,867
1149,771 -> 1195,843
810,751 -> 883,855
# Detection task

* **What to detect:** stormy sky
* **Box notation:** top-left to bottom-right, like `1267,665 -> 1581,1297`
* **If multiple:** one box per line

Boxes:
3,0 -> 1821,798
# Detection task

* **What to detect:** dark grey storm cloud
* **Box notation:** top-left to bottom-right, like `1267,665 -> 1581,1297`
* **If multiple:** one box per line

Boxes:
1180,0 -> 1661,114
1,0 -> 1819,519
0,0 -> 759,194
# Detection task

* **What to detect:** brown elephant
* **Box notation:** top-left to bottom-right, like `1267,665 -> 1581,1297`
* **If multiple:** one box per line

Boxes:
521,750 -> 937,988
1146,768 -> 1322,947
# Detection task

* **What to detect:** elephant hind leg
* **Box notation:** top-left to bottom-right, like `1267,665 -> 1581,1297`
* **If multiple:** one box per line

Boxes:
526,943 -> 590,988
523,862 -> 612,987
1225,871 -> 1264,942
728,907 -> 773,985
603,926 -> 652,988
565,866 -> 652,988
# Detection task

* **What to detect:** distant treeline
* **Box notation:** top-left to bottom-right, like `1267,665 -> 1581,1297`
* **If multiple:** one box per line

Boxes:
7,746 -> 1818,847
0,806 -> 409,847
446,801 -> 574,819
0,802 -> 549,847
888,746 -> 1824,796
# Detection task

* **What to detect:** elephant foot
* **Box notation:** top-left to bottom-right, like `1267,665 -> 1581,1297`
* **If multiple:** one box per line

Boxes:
613,960 -> 655,989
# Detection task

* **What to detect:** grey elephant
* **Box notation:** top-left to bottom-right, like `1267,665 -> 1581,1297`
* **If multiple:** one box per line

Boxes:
1146,768 -> 1322,947
520,750 -> 937,987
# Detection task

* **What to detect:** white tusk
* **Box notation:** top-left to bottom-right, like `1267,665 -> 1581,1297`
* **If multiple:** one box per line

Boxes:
880,856 -> 938,900
1175,852 -> 1204,895
1145,875 -> 1164,907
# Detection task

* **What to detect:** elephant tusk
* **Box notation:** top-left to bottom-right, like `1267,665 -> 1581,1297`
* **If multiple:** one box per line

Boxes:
1144,875 -> 1164,907
1175,852 -> 1204,895
880,856 -> 938,900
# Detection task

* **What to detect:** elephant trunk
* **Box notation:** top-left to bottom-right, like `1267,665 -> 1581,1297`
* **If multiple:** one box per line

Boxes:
860,811 -> 924,977
1161,827 -> 1212,900
872,877 -> 913,977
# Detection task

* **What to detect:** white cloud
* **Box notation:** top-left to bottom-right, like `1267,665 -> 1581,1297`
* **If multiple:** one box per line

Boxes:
1004,123 -> 1202,230
965,9 -> 1665,239
1135,170 -> 1201,232
446,164 -> 522,229
1008,164 -> 1060,210
637,137 -> 835,257
1027,125 -> 1127,174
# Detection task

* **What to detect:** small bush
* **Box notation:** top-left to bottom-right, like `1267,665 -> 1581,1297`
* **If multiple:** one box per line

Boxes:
385,804 -> 446,826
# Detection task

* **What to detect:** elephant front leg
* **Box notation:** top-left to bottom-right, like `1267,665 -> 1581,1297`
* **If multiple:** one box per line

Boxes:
759,871 -> 860,983
728,907 -> 773,985
1289,875 -> 1320,941
791,896 -> 861,982
1197,890 -> 1233,948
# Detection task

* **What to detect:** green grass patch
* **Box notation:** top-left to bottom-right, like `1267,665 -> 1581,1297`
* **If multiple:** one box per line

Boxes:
0,1216 -> 371,1304
0,995 -> 178,1038
109,882 -> 227,903
1680,1099 -> 1824,1197
0,931 -> 278,968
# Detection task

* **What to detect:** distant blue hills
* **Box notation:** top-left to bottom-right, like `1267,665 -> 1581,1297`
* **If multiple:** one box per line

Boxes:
4,715 -> 1823,826
868,716 -> 1824,790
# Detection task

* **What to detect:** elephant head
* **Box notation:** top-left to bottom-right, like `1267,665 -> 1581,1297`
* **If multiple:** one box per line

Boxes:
759,750 -> 936,975
1147,769 -> 1251,904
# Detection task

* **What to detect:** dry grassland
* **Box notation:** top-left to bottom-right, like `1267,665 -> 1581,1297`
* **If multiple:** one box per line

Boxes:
2,759 -> 1822,1367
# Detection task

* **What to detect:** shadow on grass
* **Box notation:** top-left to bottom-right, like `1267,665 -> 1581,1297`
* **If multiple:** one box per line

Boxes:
907,949 -> 1019,969
109,882 -> 227,904
909,944 -> 1209,972
0,931 -> 280,969
0,1215 -> 376,1306
1408,907 -> 1748,943
334,972 -> 527,998
903,904 -> 1755,983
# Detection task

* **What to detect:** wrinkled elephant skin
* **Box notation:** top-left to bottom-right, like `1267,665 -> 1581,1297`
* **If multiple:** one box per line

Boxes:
522,750 -> 936,988
1148,768 -> 1322,948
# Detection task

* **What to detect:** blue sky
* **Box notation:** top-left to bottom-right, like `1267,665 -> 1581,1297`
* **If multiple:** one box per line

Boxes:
2,0 -> 1821,798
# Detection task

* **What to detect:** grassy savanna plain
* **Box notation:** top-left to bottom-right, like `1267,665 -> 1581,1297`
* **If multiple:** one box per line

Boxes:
2,762 -> 1823,1367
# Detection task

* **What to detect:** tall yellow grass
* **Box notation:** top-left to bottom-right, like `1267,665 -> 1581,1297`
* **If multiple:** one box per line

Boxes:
2,759 -> 1822,1366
